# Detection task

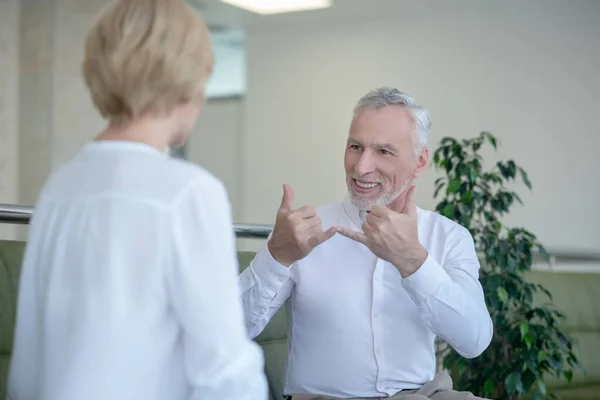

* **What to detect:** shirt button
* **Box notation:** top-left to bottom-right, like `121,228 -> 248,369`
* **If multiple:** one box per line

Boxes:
375,276 -> 380,282
278,277 -> 286,282
376,348 -> 381,355
374,313 -> 379,319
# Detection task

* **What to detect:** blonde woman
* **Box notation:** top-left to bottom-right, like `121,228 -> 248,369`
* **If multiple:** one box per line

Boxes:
7,1 -> 267,399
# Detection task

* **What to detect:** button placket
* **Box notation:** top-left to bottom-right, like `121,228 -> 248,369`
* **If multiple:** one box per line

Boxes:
372,257 -> 386,389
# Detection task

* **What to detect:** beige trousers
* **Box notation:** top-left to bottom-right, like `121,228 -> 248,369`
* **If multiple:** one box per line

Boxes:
290,371 -> 490,400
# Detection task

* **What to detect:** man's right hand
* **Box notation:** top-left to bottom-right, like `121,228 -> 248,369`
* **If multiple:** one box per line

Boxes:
267,184 -> 338,267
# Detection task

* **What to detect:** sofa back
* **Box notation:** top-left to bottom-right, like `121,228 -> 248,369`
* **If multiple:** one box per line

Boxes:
0,241 -> 25,399
237,252 -> 289,400
528,270 -> 600,391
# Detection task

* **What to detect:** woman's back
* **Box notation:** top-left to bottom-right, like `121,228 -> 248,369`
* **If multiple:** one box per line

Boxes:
8,141 -> 267,400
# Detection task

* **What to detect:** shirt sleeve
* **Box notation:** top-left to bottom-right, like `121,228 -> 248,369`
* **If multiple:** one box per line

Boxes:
401,225 -> 493,359
167,177 -> 268,400
239,238 -> 295,339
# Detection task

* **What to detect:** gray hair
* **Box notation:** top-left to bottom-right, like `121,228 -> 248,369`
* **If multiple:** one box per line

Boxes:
353,87 -> 431,154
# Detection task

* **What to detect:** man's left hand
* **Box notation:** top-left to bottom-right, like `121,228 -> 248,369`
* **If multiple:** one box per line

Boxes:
337,185 -> 428,278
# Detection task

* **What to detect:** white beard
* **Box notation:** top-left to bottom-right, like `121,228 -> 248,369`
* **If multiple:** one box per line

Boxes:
349,179 -> 411,210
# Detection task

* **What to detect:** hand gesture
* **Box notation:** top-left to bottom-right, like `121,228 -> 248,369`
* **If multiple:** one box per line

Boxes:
337,186 -> 427,277
268,184 -> 338,267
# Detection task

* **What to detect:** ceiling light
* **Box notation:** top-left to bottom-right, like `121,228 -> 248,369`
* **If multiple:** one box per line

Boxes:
221,0 -> 332,15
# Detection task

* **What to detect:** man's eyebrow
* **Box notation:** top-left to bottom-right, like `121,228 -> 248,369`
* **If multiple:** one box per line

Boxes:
374,143 -> 398,153
347,138 -> 398,153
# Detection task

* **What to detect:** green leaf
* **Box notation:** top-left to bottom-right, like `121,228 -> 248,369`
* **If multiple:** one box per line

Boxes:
446,179 -> 461,194
520,167 -> 532,189
524,335 -> 534,349
505,372 -> 524,394
537,380 -> 547,395
520,322 -> 529,338
537,351 -> 547,362
483,379 -> 495,396
433,182 -> 445,199
444,159 -> 453,173
468,165 -> 479,183
442,203 -> 455,217
440,137 -> 457,146
564,370 -> 574,382
497,287 -> 509,303
486,133 -> 498,149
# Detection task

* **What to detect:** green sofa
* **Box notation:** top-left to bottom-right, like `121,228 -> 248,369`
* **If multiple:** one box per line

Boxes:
1,240 -> 599,399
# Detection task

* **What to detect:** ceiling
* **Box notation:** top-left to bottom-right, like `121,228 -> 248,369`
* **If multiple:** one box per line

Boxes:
189,0 -> 503,98
187,0 -> 488,32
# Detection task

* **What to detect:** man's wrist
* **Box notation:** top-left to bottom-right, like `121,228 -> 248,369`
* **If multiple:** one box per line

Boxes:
394,245 -> 428,278
267,241 -> 293,267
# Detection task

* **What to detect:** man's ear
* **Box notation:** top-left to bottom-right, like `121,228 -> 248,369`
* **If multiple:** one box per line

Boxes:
414,148 -> 429,179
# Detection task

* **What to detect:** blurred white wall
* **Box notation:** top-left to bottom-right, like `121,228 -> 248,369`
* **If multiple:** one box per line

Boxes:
0,0 -> 20,240
187,97 -> 244,221
2,0 -> 599,255
240,0 -> 600,253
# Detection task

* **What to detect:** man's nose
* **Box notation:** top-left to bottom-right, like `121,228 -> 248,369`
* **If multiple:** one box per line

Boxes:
354,151 -> 375,176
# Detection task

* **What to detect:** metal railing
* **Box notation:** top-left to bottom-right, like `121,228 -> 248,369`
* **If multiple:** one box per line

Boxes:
2,203 -> 600,263
0,203 -> 272,239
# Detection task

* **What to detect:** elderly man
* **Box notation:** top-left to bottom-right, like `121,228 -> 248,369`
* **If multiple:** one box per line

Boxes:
240,87 -> 493,400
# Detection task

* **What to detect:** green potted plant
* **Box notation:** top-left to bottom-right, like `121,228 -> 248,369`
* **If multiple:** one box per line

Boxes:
432,132 -> 580,399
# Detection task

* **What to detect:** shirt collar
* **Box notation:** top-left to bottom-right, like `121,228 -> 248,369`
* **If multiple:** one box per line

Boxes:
84,140 -> 167,156
342,193 -> 367,228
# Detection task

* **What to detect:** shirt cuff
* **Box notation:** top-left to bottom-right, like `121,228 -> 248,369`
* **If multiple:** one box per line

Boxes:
401,254 -> 452,300
250,243 -> 293,290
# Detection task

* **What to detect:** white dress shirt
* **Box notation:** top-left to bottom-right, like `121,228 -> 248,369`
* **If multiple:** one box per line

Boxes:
240,196 -> 493,398
8,141 -> 267,400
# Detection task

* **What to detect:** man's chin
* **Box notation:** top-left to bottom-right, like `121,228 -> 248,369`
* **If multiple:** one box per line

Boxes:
349,193 -> 384,211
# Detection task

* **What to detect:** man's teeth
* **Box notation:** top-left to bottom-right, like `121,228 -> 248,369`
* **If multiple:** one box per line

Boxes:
355,180 -> 378,189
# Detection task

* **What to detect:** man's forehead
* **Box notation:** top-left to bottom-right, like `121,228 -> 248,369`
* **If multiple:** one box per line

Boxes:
348,125 -> 413,146
350,108 -> 413,140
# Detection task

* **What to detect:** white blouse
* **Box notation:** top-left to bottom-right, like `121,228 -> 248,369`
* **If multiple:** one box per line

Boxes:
8,141 -> 267,400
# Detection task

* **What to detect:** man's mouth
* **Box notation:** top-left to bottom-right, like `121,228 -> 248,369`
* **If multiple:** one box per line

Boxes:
353,179 -> 380,191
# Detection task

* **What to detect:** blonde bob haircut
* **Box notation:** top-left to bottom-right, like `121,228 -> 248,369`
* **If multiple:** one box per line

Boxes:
82,0 -> 214,123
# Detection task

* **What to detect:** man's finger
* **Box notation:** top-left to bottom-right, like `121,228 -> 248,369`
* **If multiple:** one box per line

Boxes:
322,226 -> 338,241
279,184 -> 294,212
362,220 -> 375,234
402,185 -> 417,216
365,213 -> 381,229
292,205 -> 318,219
336,227 -> 368,245
294,216 -> 322,233
306,226 -> 338,249
368,205 -> 388,218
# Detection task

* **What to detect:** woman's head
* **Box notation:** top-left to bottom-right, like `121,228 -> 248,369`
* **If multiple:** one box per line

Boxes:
83,0 -> 213,146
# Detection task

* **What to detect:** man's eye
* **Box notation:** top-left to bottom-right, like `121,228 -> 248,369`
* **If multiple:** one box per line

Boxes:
380,149 -> 391,155
349,145 -> 361,150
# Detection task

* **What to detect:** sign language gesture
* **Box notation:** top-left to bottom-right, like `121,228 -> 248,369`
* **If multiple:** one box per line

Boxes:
268,184 -> 338,267
338,186 -> 428,277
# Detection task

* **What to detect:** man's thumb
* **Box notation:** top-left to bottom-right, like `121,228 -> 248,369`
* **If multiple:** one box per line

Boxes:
279,184 -> 294,212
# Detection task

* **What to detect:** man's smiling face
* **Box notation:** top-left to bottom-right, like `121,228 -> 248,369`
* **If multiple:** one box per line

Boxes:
344,105 -> 428,210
